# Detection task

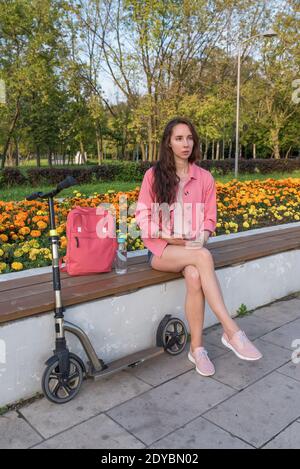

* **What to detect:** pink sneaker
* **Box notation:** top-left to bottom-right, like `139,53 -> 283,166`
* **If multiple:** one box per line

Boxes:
221,330 -> 263,361
188,347 -> 215,376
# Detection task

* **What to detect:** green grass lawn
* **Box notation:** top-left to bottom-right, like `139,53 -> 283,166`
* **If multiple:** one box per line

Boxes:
1,170 -> 300,202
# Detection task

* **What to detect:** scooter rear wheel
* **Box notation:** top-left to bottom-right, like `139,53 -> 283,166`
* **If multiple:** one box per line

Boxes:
42,356 -> 83,404
157,316 -> 188,355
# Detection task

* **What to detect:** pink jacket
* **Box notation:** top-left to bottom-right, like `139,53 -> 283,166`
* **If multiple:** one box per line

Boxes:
135,163 -> 217,257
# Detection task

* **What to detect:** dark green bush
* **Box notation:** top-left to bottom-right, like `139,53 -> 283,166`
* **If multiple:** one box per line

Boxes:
0,168 -> 27,187
1,158 -> 300,188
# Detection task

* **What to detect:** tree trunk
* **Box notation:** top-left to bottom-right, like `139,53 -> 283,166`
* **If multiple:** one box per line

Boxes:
14,137 -> 19,167
211,140 -> 215,160
140,143 -> 146,161
285,146 -> 292,159
7,141 -> 13,166
270,129 -> 281,159
36,145 -> 41,168
253,143 -> 256,159
48,148 -> 52,167
204,138 -> 208,160
215,142 -> 220,160
1,96 -> 21,169
153,141 -> 157,161
228,140 -> 232,159
274,144 -> 280,159
96,128 -> 102,165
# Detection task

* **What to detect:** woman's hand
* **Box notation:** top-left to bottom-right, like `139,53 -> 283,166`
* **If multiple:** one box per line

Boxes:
162,231 -> 211,247
162,237 -> 186,246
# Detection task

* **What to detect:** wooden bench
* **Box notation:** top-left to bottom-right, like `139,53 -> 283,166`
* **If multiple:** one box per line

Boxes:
1,224 -> 300,325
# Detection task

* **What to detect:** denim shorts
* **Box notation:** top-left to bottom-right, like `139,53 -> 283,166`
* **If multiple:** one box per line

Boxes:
147,250 -> 154,267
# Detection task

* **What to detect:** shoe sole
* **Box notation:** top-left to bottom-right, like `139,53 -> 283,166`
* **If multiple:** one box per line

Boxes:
188,352 -> 215,377
221,336 -> 262,361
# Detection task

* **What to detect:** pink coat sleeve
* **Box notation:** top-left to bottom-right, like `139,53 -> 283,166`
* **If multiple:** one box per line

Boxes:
203,175 -> 217,234
134,168 -> 168,257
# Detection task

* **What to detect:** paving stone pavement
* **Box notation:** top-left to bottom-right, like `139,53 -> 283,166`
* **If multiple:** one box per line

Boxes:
1,296 -> 300,449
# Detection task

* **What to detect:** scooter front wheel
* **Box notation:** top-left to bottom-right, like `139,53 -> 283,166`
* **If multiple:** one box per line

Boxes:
42,356 -> 83,404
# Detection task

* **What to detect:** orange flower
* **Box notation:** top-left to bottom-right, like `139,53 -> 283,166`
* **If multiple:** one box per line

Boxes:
37,221 -> 48,230
0,234 -> 8,242
30,230 -> 41,238
18,227 -> 31,236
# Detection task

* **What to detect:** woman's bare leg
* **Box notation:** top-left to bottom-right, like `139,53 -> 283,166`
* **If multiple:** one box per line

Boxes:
182,265 -> 205,351
151,245 -> 239,339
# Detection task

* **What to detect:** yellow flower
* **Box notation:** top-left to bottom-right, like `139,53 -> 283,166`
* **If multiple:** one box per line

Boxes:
29,248 -> 40,261
0,249 -> 4,257
13,249 -> 23,258
11,262 -> 23,271
243,221 -> 250,229
0,262 -> 7,272
28,239 -> 38,247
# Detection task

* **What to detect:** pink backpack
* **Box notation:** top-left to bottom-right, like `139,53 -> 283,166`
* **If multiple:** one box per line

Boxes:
61,206 -> 118,276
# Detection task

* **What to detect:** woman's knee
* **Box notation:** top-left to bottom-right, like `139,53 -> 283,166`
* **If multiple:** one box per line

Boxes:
194,247 -> 214,266
183,265 -> 202,292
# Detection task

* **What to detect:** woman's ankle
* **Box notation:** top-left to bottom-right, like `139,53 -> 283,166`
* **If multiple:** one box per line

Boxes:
191,342 -> 203,352
223,325 -> 240,340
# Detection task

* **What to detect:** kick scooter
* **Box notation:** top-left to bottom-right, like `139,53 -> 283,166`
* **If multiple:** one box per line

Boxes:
27,177 -> 188,404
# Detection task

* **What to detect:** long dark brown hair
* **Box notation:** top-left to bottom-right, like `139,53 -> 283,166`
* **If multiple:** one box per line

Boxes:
152,117 -> 201,204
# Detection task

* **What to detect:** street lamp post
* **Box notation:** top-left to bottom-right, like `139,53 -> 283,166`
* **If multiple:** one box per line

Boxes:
234,29 -> 277,179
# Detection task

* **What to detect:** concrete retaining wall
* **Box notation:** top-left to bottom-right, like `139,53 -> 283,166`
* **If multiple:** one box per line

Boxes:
1,223 -> 300,407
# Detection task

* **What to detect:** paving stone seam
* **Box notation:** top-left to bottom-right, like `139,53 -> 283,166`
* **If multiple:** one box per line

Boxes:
259,418 -> 300,449
145,412 -> 256,449
200,414 -> 256,449
102,412 -> 147,448
252,296 -> 300,313
199,364 -> 296,418
259,336 -> 296,351
274,368 -> 300,384
201,371 -> 300,449
26,412 -> 143,449
16,409 -> 45,443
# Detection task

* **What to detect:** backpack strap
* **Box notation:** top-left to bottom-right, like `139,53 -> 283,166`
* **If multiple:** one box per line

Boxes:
59,256 -> 67,272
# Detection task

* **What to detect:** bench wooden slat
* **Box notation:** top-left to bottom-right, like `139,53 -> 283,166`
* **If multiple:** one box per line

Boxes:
209,224 -> 300,249
0,267 -> 180,323
0,262 -> 151,303
0,254 -> 148,293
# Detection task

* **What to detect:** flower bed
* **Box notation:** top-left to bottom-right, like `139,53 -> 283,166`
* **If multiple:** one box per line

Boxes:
1,178 -> 300,273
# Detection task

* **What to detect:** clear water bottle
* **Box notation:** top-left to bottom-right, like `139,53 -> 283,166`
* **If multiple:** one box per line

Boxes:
115,234 -> 127,274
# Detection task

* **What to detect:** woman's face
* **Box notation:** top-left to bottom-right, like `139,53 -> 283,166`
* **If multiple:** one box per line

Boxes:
169,124 -> 194,161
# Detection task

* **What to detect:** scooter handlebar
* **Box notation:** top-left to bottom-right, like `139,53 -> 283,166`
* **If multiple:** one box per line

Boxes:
26,192 -> 43,201
26,176 -> 78,200
56,176 -> 77,192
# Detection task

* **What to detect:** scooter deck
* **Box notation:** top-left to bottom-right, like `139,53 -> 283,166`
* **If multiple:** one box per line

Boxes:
91,346 -> 165,380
